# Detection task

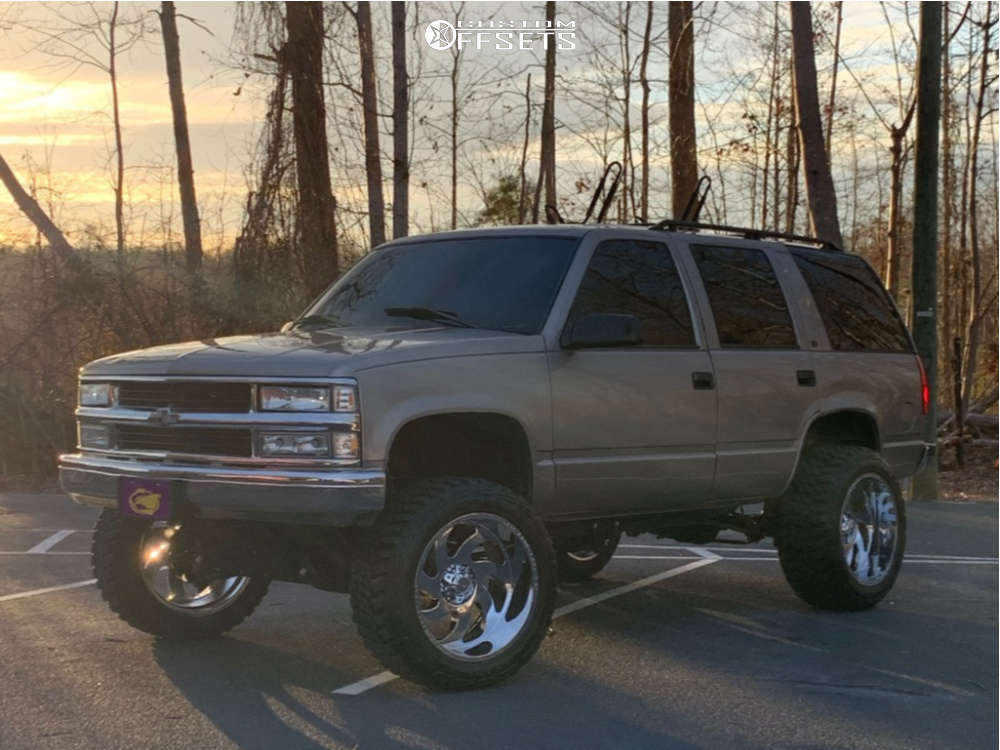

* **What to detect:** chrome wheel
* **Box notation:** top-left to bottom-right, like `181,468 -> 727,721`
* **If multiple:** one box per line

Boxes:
140,524 -> 250,613
414,513 -> 538,661
840,473 -> 900,586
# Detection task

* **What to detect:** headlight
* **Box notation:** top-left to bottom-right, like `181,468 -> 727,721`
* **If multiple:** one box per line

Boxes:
79,423 -> 112,449
258,432 -> 332,457
80,383 -> 114,407
259,385 -> 331,412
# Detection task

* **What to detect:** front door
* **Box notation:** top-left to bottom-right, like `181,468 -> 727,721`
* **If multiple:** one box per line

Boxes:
548,238 -> 718,518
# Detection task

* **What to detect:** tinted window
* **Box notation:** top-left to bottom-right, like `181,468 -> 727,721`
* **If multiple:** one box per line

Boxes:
791,249 -> 913,352
691,245 -> 797,348
307,235 -> 579,334
567,239 -> 695,347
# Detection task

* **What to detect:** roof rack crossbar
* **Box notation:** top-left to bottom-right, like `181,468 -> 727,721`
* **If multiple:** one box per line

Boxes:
648,218 -> 843,252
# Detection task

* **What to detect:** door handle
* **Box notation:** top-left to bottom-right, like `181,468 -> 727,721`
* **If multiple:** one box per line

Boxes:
691,371 -> 715,390
797,369 -> 817,387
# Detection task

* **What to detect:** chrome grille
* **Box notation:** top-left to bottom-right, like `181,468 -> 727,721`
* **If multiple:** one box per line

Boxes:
116,381 -> 252,413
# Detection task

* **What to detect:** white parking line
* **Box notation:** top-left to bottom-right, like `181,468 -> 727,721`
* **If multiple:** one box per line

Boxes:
0,579 -> 97,603
331,550 -> 721,696
25,530 -> 75,554
0,551 -> 89,556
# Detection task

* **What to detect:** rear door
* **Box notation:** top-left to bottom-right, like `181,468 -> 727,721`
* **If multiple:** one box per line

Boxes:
681,241 -> 820,501
788,248 -> 925,477
547,236 -> 717,518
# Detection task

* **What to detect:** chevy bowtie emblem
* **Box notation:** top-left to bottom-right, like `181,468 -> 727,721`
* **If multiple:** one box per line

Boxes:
147,406 -> 180,427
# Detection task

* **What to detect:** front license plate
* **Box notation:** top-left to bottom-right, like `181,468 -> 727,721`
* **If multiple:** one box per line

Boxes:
119,478 -> 173,521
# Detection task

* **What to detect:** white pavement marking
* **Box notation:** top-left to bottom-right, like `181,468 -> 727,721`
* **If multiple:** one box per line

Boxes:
332,670 -> 398,695
0,551 -> 89,556
26,530 -> 75,554
0,578 -> 97,603
331,553 -> 721,696
553,556 -> 719,618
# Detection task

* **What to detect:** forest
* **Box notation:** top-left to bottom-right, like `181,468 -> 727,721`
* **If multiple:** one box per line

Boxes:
0,1 -> 996,484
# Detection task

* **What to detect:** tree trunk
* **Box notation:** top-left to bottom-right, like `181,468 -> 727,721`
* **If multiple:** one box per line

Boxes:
620,2 -> 632,222
109,2 -> 125,254
286,1 -> 338,294
668,1 -> 697,219
961,1 -> 993,418
786,47 -> 800,234
518,73 -> 532,224
391,1 -> 408,239
639,2 -> 653,223
539,1 -> 557,214
450,43 -> 460,229
159,1 -> 203,270
357,1 -> 385,246
825,1 -> 843,155
0,152 -> 75,260
789,1 -> 843,247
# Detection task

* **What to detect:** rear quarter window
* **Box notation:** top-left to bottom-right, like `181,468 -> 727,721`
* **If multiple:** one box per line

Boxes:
790,249 -> 913,353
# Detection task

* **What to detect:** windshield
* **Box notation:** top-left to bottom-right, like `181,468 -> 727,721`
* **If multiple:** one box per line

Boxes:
301,235 -> 580,334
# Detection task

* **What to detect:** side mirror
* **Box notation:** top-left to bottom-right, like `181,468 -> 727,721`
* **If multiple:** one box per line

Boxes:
562,313 -> 641,349
280,321 -> 294,333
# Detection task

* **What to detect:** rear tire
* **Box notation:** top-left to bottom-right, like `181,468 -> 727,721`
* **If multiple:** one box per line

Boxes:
350,477 -> 556,690
774,445 -> 905,611
92,509 -> 269,638
555,525 -> 621,581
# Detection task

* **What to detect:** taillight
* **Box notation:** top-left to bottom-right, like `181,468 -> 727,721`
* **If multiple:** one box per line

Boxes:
915,354 -> 929,415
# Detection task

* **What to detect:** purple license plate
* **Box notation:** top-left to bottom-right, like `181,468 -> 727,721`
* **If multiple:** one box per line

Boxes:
119,478 -> 173,521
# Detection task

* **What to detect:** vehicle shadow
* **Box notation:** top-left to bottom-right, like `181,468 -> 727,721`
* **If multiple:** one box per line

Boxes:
151,628 -> 689,750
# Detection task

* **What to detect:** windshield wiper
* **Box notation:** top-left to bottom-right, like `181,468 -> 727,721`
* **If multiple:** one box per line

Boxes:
289,314 -> 339,330
384,307 -> 474,328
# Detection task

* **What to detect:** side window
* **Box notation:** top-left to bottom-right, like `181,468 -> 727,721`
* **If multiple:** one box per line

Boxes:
691,245 -> 798,348
791,249 -> 913,352
567,239 -> 696,347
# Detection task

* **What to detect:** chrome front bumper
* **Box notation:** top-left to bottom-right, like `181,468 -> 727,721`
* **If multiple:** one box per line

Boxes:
58,453 -> 386,526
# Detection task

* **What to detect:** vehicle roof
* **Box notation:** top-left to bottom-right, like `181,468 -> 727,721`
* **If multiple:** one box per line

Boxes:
384,223 -> 848,256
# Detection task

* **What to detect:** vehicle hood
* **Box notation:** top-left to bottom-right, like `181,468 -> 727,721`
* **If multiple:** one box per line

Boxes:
80,326 -> 545,378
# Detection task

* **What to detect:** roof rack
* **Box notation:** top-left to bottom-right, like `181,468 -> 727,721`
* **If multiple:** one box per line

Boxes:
648,218 -> 843,252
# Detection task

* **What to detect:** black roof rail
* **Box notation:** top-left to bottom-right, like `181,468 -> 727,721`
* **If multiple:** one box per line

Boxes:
648,218 -> 843,252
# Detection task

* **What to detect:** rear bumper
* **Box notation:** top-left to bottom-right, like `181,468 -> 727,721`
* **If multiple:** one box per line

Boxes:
58,453 -> 385,526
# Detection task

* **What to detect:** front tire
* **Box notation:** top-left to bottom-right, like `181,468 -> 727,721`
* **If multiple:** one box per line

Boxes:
774,445 -> 906,611
92,509 -> 269,638
350,477 -> 557,690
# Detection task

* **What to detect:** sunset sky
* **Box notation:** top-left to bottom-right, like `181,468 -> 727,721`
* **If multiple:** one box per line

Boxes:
0,2 -> 928,251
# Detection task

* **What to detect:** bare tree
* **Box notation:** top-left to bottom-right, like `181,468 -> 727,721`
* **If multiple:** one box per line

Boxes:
789,1 -> 843,246
639,1 -> 653,223
668,1 -> 697,218
536,0 -> 558,219
285,1 -> 339,293
356,1 -> 386,246
0,152 -> 75,260
960,1 -> 997,419
391,1 -> 408,239
159,1 -> 203,271
518,73 -> 532,224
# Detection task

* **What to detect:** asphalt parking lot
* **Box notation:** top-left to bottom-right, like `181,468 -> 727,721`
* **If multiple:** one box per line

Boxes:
1,493 -> 996,750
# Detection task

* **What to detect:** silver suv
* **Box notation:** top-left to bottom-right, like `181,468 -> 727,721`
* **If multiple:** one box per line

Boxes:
59,223 -> 933,689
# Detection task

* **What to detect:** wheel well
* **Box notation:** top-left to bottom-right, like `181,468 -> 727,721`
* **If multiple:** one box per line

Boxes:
387,413 -> 532,499
803,411 -> 880,452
